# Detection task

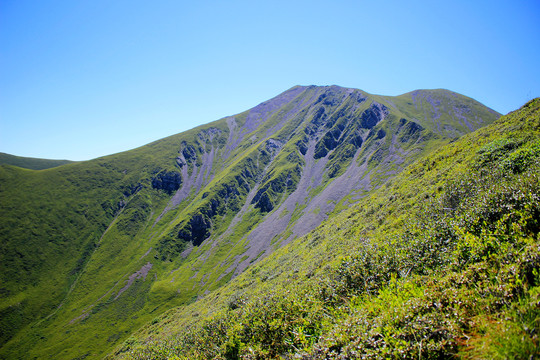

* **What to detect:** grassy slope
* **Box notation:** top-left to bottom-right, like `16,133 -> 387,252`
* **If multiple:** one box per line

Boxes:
0,86 -> 500,359
0,152 -> 73,170
0,121 -> 228,358
383,89 -> 500,138
116,98 -> 539,359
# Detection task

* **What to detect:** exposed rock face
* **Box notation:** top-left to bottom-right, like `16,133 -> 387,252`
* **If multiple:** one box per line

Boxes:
253,192 -> 273,212
178,214 -> 212,246
397,118 -> 425,143
360,102 -> 389,129
251,164 -> 301,213
312,102 -> 387,160
155,87 -> 499,263
151,171 -> 182,194
197,127 -> 222,142
311,106 -> 327,126
171,159 -> 256,250
265,138 -> 283,152
182,145 -> 197,163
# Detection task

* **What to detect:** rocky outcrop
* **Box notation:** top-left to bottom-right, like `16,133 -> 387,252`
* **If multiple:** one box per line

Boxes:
314,131 -> 339,159
182,145 -> 198,164
252,165 -> 301,213
173,182 -> 243,248
253,192 -> 273,212
197,127 -> 222,143
265,138 -> 283,153
397,118 -> 424,143
360,102 -> 389,129
164,153 -> 263,253
295,135 -> 309,156
178,214 -> 212,246
151,171 -> 182,194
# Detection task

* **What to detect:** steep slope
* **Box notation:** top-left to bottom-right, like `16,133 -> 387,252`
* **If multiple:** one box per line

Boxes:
116,98 -> 540,360
0,152 -> 73,170
0,85 -> 499,359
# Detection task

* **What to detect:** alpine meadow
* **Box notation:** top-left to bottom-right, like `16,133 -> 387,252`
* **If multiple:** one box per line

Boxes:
1,85 -> 539,359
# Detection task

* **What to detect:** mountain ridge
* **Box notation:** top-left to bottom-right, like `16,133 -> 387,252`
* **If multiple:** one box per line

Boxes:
0,85 -> 501,359
116,97 -> 539,359
0,152 -> 73,170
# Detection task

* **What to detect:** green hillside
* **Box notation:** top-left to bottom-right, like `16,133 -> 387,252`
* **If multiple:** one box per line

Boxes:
115,98 -> 540,359
0,86 -> 501,359
0,152 -> 73,170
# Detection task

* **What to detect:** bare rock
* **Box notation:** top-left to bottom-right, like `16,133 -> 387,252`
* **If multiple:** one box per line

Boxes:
152,171 -> 182,194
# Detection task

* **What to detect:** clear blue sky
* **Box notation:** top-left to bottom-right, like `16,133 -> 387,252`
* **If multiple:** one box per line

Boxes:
1,0 -> 539,161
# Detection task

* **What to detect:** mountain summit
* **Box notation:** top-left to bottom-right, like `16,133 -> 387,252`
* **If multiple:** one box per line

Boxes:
0,85 -> 501,359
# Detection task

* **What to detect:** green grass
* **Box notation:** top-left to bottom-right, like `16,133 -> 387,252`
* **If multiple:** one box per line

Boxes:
0,86 -> 502,359
0,152 -> 74,170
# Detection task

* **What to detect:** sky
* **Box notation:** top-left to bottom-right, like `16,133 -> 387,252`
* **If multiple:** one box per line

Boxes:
1,0 -> 539,161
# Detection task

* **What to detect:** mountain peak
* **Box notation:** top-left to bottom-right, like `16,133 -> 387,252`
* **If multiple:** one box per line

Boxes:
0,86 -> 502,359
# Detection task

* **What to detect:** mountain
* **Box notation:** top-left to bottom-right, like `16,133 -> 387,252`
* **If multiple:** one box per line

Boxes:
114,97 -> 540,360
0,85 -> 501,359
0,152 -> 73,170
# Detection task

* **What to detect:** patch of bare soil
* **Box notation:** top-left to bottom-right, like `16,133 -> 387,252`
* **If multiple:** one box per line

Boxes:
114,262 -> 153,300
263,88 -> 323,139
195,142 -> 285,283
243,86 -> 306,133
154,145 -> 216,225
232,138 -> 329,275
289,150 -> 371,240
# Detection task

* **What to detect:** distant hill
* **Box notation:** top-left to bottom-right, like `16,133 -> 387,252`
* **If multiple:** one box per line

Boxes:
0,85 -> 502,359
0,152 -> 73,170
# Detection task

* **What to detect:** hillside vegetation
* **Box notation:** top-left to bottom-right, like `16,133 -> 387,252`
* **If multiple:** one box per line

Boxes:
0,86 -> 501,359
0,152 -> 73,170
115,98 -> 540,359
